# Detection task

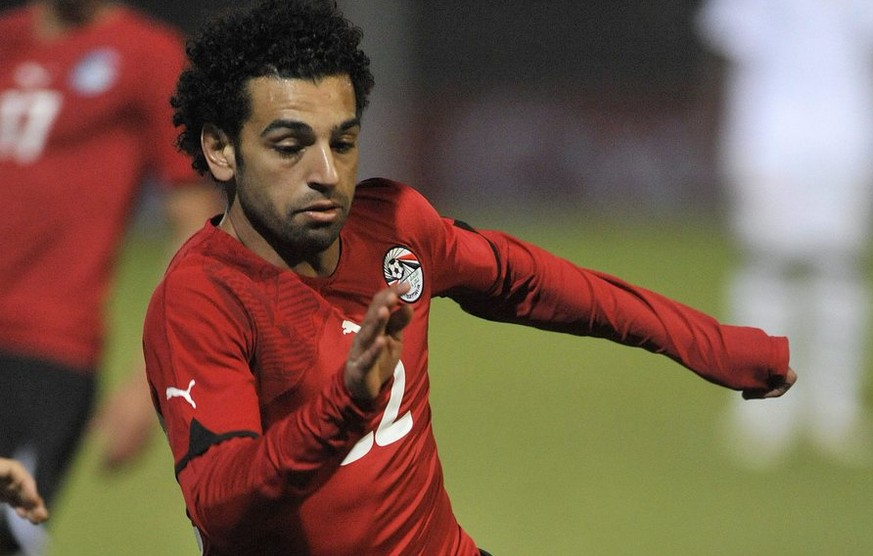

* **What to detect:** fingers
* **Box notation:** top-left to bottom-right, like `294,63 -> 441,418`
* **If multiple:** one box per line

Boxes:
357,284 -> 412,344
742,367 -> 797,400
385,302 -> 413,337
347,335 -> 388,382
15,492 -> 49,525
92,376 -> 159,472
345,283 -> 413,402
0,459 -> 49,524
351,283 -> 409,357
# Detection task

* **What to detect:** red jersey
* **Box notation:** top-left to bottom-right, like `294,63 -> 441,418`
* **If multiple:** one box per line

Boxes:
144,179 -> 789,555
0,5 -> 197,371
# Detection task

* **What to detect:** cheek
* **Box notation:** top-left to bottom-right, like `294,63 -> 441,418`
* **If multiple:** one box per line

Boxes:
238,157 -> 294,198
236,165 -> 280,210
340,157 -> 359,186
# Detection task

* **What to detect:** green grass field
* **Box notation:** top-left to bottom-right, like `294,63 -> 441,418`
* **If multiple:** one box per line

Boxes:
45,214 -> 873,555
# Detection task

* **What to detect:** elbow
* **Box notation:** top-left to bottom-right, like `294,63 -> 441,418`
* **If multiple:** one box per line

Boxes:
177,444 -> 285,547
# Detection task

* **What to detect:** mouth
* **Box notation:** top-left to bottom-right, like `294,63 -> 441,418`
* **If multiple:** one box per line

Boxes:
296,201 -> 343,224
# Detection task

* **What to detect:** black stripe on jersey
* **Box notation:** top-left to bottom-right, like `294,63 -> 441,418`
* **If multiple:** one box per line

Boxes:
453,219 -> 503,288
174,418 -> 259,476
452,219 -> 476,233
453,219 -> 501,267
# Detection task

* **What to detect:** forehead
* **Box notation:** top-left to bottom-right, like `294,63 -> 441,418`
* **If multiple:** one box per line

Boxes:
243,75 -> 357,130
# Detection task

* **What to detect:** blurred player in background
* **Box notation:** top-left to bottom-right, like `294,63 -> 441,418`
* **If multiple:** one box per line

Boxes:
0,0 -> 220,553
143,2 -> 795,553
0,459 -> 47,527
697,0 -> 873,468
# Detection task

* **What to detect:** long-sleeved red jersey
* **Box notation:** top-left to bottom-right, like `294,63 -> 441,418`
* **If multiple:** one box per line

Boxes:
0,5 -> 197,371
144,179 -> 789,555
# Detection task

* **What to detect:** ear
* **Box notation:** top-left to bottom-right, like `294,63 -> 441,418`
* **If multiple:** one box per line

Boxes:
201,124 -> 237,183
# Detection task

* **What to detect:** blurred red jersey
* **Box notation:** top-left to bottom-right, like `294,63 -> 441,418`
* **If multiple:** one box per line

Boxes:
0,5 -> 196,370
144,179 -> 788,555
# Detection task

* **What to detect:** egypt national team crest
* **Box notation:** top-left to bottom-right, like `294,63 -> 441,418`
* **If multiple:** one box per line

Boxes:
383,246 -> 423,302
69,48 -> 120,96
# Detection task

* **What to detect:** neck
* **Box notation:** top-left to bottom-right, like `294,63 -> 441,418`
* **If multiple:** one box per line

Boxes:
217,211 -> 340,278
36,1 -> 110,38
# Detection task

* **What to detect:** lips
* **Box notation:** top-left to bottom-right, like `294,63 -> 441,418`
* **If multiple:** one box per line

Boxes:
297,201 -> 342,224
299,200 -> 341,213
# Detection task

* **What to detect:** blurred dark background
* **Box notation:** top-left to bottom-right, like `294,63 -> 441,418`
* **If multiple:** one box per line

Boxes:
1,0 -> 721,218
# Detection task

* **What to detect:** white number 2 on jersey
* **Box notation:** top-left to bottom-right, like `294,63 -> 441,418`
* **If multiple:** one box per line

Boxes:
341,361 -> 413,465
0,89 -> 63,164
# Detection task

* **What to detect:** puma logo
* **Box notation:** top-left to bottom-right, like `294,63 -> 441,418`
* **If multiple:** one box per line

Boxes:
166,379 -> 197,409
342,320 -> 361,335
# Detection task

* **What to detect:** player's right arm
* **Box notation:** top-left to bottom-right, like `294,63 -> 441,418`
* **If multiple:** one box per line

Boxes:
143,260 -> 406,546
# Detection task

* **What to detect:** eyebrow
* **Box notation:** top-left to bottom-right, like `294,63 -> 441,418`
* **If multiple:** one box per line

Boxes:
260,118 -> 361,137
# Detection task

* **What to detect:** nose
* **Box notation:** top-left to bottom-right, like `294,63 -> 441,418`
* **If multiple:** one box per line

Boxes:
306,143 -> 340,189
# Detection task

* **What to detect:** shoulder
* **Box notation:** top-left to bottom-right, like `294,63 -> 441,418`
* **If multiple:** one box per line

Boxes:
164,225 -> 264,287
352,178 -> 442,230
157,228 -> 245,306
150,234 -> 218,315
348,179 -> 451,287
111,6 -> 185,42
160,224 -> 287,313
0,6 -> 34,43
147,230 -> 261,348
104,7 -> 186,59
0,5 -> 32,24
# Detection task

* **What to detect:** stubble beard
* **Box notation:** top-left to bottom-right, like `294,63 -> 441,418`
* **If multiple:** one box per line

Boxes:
239,193 -> 345,266
231,148 -> 351,268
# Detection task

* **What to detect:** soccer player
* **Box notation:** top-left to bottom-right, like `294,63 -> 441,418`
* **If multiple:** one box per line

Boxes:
144,1 -> 796,554
0,0 -> 220,553
697,0 -> 873,467
0,459 -> 48,527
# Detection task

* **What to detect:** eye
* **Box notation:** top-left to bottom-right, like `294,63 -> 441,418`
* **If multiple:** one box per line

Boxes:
332,137 -> 357,154
274,144 -> 303,157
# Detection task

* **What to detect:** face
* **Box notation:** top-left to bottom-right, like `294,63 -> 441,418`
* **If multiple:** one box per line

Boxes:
209,75 -> 361,275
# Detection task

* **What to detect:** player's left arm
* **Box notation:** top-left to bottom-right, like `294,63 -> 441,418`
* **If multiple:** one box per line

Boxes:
430,221 -> 792,397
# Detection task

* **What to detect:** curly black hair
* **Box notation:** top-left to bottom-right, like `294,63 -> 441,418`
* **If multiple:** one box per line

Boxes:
171,0 -> 374,176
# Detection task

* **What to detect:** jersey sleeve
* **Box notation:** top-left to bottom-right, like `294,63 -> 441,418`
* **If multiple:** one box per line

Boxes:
143,259 -> 384,544
131,23 -> 198,186
429,219 -> 790,392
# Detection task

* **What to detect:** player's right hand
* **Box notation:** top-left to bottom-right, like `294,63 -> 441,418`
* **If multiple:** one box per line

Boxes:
344,284 -> 413,402
742,366 -> 797,400
0,458 -> 49,524
90,369 -> 158,472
